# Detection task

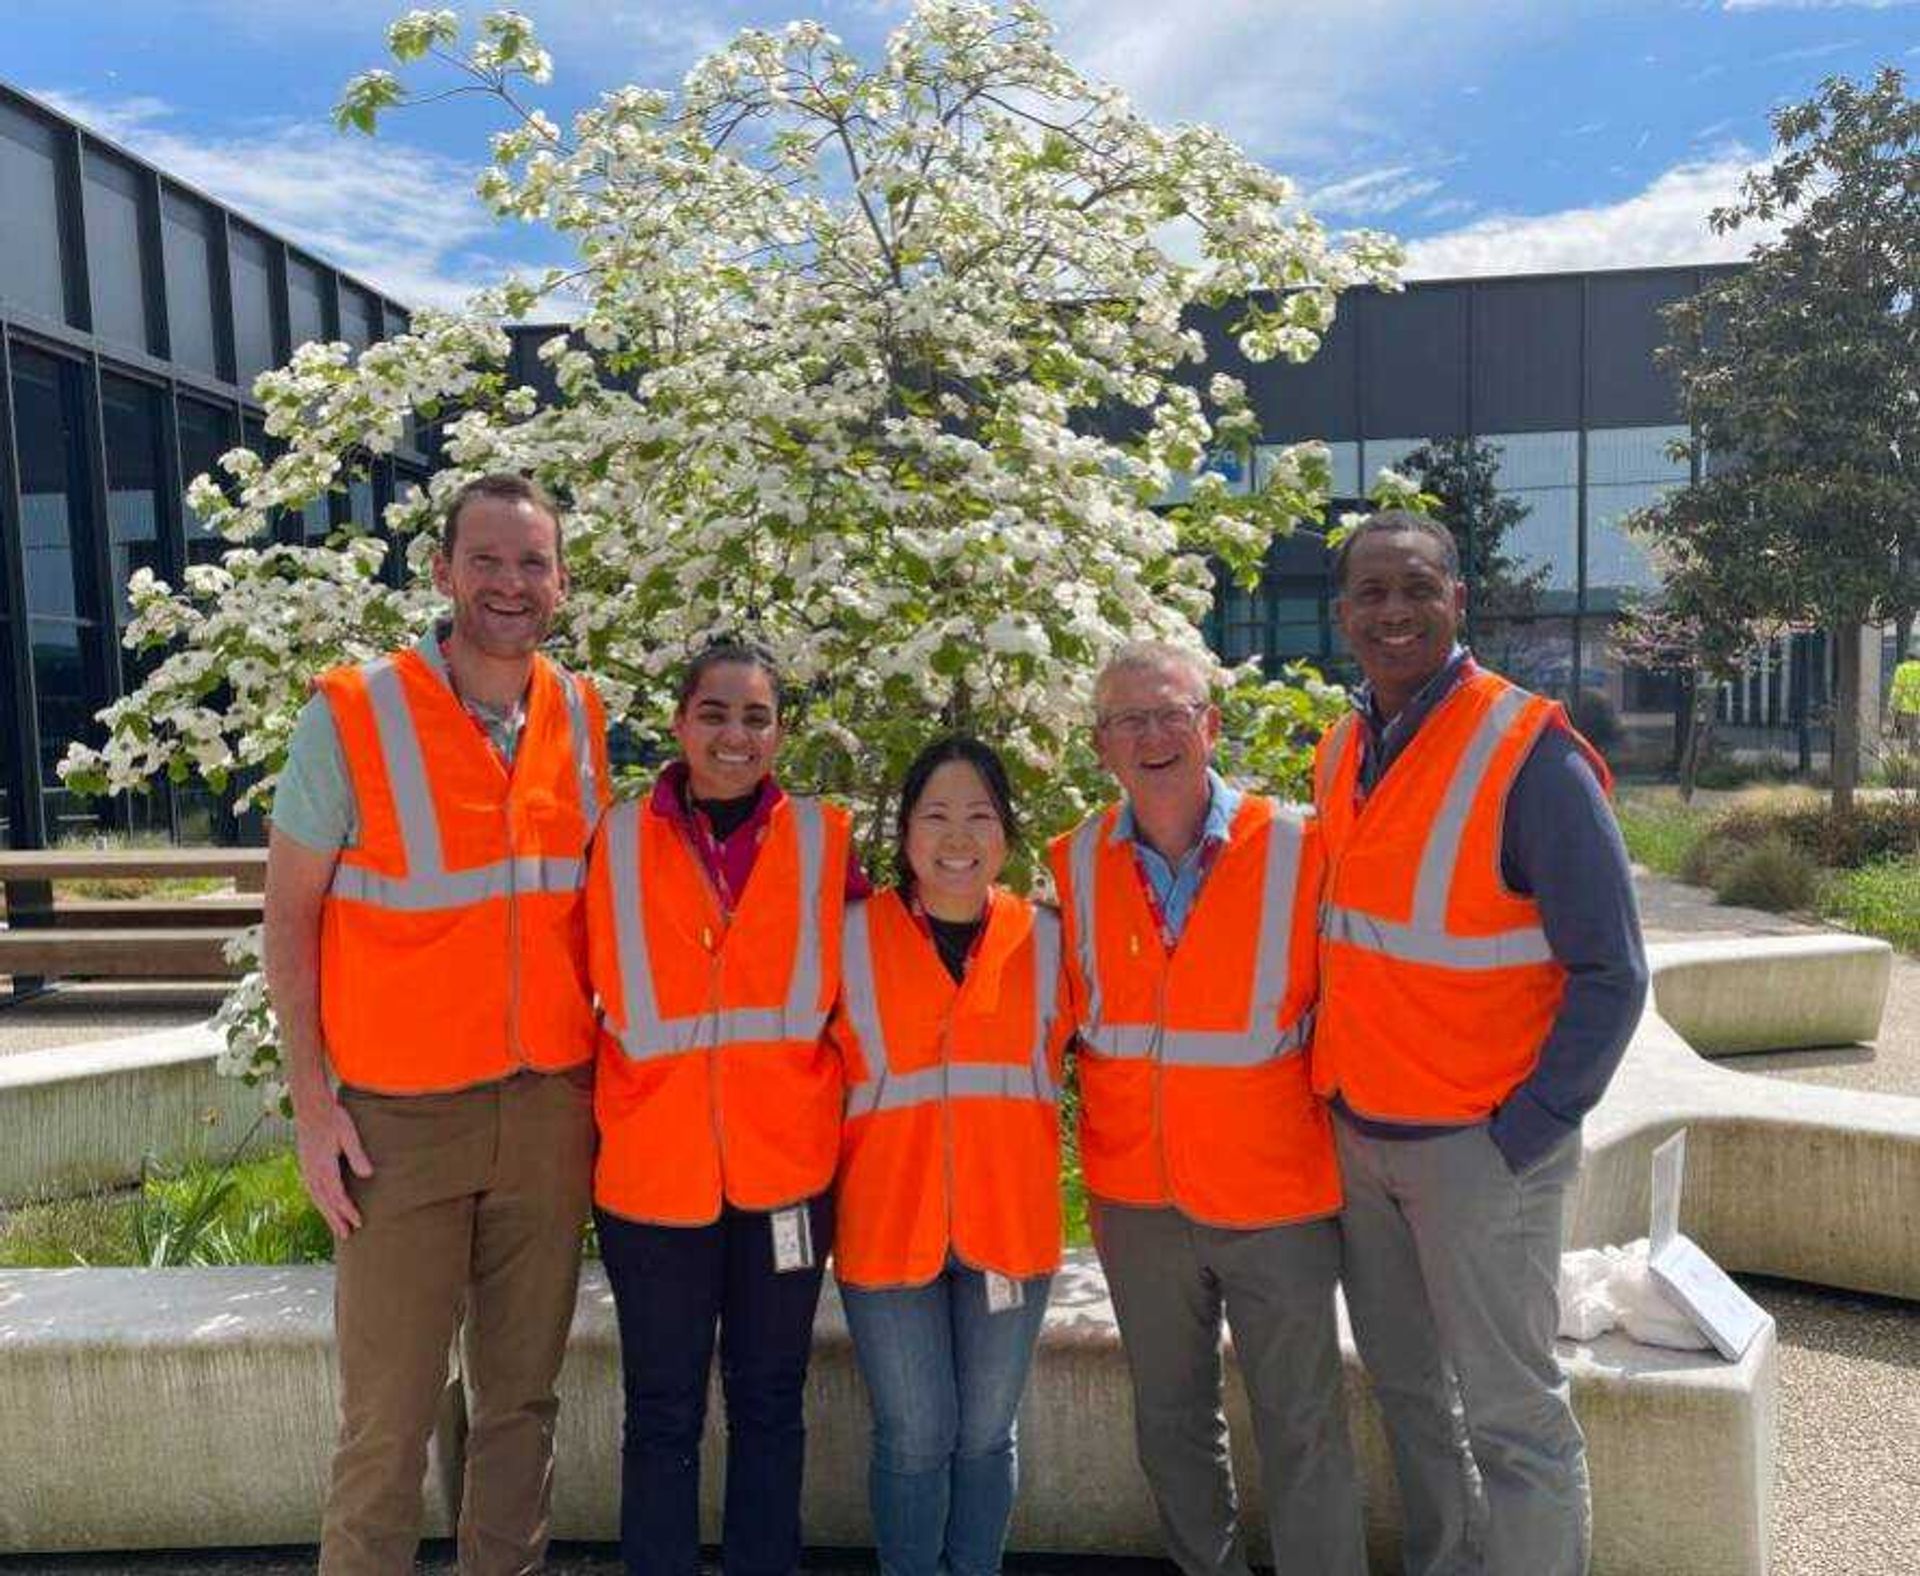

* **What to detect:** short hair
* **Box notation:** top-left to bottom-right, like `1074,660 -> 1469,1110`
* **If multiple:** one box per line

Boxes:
894,735 -> 1019,906
675,639 -> 786,721
1330,508 -> 1460,592
440,473 -> 563,555
1093,641 -> 1215,718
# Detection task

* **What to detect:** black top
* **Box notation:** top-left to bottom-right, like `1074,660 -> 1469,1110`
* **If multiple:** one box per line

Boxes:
927,915 -> 985,984
693,790 -> 760,842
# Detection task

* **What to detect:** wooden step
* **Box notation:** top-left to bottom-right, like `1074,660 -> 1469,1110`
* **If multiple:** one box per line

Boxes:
0,927 -> 243,979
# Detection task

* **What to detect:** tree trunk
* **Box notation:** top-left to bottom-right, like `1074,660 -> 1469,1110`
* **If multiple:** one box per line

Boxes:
1679,676 -> 1715,804
1831,624 -> 1861,813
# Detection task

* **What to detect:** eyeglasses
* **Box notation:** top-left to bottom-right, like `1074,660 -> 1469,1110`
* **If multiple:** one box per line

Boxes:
1096,702 -> 1209,739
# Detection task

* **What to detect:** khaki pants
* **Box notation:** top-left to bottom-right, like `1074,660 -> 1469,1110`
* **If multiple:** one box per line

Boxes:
321,1065 -> 596,1576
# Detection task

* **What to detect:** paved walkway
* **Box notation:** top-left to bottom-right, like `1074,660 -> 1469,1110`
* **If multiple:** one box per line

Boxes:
1636,865 -> 1920,1573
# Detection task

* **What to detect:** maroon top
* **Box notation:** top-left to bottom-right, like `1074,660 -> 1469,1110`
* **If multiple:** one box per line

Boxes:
650,761 -> 870,913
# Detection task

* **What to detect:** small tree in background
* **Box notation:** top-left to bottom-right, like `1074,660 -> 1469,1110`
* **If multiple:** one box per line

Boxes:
59,2 -> 1401,1095
1398,436 -> 1546,630
1650,67 -> 1919,812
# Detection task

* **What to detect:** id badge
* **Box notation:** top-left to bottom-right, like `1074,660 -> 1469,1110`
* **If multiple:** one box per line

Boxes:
985,1270 -> 1024,1314
770,1205 -> 815,1273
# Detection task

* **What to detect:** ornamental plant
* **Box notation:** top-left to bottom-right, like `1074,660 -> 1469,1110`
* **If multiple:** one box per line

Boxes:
61,2 -> 1402,1096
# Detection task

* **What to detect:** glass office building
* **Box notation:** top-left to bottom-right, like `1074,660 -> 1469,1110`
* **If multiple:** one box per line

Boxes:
0,84 -> 429,847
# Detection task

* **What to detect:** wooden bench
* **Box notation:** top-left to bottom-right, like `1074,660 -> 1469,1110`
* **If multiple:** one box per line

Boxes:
0,849 -> 266,996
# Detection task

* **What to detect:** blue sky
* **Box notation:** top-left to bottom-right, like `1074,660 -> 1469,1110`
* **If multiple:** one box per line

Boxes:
4,0 -> 1915,308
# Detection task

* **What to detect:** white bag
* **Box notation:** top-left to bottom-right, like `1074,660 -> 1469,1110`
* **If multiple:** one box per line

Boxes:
1556,1239 -> 1712,1351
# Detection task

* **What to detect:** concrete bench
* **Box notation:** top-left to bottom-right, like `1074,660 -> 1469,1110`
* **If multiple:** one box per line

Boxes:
39,896 -> 265,930
0,1023 -> 285,1205
1569,937 -> 1920,1301
0,1259 -> 1776,1576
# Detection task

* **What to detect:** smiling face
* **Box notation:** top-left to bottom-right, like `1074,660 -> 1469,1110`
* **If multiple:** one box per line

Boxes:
431,494 -> 566,660
1093,658 -> 1220,825
672,659 -> 782,802
904,758 -> 1009,923
1333,527 -> 1466,719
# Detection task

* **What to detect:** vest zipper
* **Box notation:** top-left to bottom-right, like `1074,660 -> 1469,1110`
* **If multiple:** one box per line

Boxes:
939,1007 -> 958,1264
677,821 -> 732,1210
1150,963 -> 1172,1202
506,802 -> 525,1069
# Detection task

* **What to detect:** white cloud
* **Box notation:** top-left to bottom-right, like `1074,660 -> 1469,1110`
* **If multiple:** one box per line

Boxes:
33,90 -> 541,309
1403,150 -> 1784,278
1309,166 -> 1446,219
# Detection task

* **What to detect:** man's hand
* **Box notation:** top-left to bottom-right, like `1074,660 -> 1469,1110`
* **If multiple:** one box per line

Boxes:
294,1089 -> 374,1238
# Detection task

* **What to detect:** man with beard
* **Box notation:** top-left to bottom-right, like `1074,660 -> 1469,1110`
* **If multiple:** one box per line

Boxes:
1314,509 -> 1647,1576
265,473 -> 610,1575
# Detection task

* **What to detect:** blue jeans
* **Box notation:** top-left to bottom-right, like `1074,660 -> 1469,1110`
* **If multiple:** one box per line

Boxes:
840,1262 -> 1053,1576
596,1193 -> 833,1576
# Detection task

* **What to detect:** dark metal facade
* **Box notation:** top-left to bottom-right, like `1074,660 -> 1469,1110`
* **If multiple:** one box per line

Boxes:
0,82 -> 430,846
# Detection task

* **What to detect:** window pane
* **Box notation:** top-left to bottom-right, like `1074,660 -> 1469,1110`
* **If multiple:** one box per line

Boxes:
287,257 -> 326,349
11,349 -> 95,621
1587,424 -> 1688,486
178,398 -> 235,565
338,287 -> 375,353
0,103 -> 68,323
1361,436 -> 1426,485
1486,430 -> 1577,490
230,225 -> 278,387
161,188 -> 221,376
348,476 -> 376,530
1585,482 -> 1669,607
83,149 -> 152,352
101,375 -> 167,625
1497,486 -> 1578,605
29,617 -> 102,803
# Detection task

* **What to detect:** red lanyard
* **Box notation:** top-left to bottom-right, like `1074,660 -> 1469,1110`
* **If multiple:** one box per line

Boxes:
1127,835 -> 1224,954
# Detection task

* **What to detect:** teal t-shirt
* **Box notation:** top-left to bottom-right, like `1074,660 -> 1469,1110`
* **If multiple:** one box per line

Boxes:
271,631 -> 526,853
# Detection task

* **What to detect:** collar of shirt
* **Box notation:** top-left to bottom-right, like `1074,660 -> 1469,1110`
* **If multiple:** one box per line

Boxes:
1111,769 -> 1242,949
1352,644 -> 1475,794
417,620 -> 526,762
650,761 -> 784,912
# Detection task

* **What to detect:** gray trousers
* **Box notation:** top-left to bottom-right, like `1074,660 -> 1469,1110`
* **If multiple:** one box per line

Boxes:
1090,1200 -> 1366,1576
1335,1116 -> 1590,1576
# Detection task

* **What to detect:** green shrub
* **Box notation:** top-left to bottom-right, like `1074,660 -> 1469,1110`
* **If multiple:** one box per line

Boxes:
1680,830 -> 1738,887
1713,837 -> 1819,912
1711,800 -> 1920,869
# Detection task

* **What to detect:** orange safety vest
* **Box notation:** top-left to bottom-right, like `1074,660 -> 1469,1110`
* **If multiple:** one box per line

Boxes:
1048,794 -> 1340,1229
1311,669 -> 1612,1123
317,633 -> 610,1095
590,790 -> 852,1224
832,888 -> 1069,1289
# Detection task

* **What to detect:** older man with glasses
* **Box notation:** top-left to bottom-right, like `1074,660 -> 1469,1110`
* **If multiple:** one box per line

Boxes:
1048,642 -> 1365,1576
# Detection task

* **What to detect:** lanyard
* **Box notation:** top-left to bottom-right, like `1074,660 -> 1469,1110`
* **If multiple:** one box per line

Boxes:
1127,834 -> 1224,954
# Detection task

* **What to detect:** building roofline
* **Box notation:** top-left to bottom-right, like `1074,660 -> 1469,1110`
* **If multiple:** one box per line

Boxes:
0,76 -> 413,323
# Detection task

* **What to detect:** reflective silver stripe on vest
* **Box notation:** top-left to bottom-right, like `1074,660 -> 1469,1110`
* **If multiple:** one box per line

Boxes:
1316,714 -> 1354,809
842,903 -> 1062,1119
364,657 -> 445,879
1066,816 -> 1106,1028
1079,1012 -> 1313,1067
610,796 -> 832,1061
557,671 -> 603,826
333,856 -> 585,910
1324,686 -> 1550,971
1075,803 -> 1308,1069
329,654 -> 595,912
1029,907 -> 1062,1103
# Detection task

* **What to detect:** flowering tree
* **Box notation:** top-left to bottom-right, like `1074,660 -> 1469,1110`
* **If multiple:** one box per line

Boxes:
60,2 -> 1401,1092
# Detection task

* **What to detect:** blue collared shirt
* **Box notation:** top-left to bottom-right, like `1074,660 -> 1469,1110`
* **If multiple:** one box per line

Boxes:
1113,768 -> 1242,944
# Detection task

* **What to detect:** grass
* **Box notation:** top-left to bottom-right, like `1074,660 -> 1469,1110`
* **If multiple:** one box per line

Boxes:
1615,793 -> 1704,878
1820,858 -> 1920,955
0,1149 -> 332,1268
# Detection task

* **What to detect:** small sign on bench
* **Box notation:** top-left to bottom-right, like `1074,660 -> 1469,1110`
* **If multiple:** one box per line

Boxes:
1647,1130 -> 1771,1361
